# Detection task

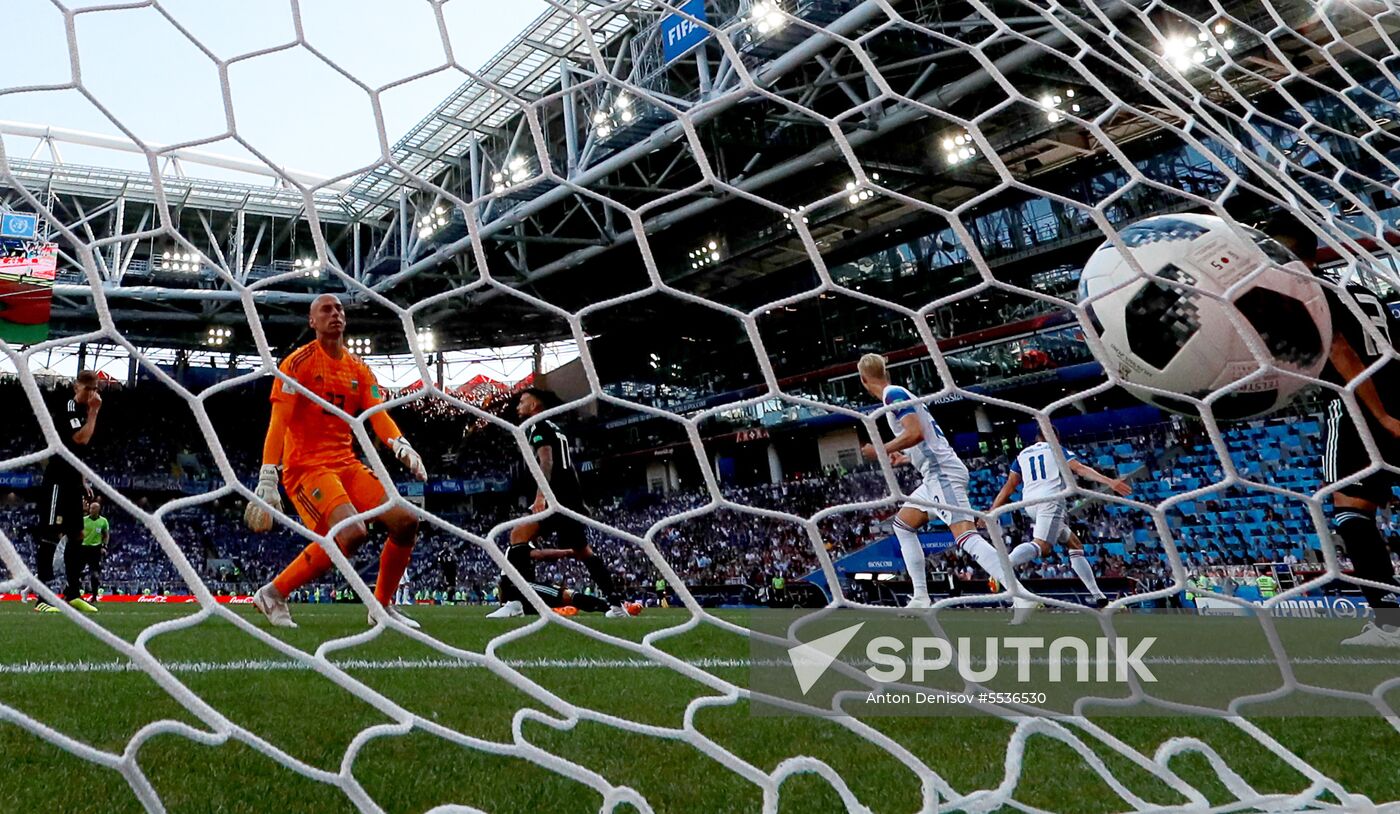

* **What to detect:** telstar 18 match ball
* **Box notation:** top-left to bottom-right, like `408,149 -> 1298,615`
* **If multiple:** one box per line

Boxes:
1078,213 -> 1332,418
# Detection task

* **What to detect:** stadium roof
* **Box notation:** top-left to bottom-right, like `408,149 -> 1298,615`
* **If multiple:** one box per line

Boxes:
343,2 -> 634,218
2,157 -> 353,223
1,3 -> 637,224
6,0 -> 1396,359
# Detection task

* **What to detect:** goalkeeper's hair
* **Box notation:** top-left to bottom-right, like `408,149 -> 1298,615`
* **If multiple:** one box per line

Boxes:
75,370 -> 99,388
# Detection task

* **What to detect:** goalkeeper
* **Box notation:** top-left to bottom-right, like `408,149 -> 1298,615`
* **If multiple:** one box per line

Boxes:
243,295 -> 428,630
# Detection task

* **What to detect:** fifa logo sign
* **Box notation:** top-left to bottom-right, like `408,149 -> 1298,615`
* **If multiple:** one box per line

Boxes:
661,0 -> 709,65
666,18 -> 700,48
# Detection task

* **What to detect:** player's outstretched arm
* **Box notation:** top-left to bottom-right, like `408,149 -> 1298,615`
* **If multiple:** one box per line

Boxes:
530,546 -> 579,562
1069,459 -> 1133,496
357,370 -> 427,481
990,471 -> 1021,512
863,413 -> 924,460
1329,331 -> 1400,440
244,400 -> 290,532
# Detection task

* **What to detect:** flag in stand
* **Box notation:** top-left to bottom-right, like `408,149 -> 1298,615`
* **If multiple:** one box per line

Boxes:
0,238 -> 58,344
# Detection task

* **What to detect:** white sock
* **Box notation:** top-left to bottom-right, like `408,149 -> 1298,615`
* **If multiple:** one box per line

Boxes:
1010,542 -> 1041,568
1069,550 -> 1104,598
894,519 -> 929,600
959,531 -> 1015,590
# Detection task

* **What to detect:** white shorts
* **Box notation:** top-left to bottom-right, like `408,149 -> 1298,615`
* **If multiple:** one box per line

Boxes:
903,473 -> 975,527
1025,501 -> 1070,545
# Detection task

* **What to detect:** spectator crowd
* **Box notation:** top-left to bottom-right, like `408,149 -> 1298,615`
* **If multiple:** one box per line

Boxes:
3,378 -> 1396,607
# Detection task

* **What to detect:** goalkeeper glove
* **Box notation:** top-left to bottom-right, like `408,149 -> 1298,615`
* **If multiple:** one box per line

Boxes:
243,464 -> 282,533
390,437 -> 427,481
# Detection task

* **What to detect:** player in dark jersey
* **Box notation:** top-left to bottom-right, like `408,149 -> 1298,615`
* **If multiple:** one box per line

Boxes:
1264,214 -> 1400,647
489,540 -> 614,615
32,370 -> 102,614
486,388 -> 636,619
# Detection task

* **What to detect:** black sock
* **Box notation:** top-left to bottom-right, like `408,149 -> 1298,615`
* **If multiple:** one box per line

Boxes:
499,578 -> 524,606
581,555 -> 621,605
571,593 -> 611,613
62,542 -> 82,602
35,539 -> 56,586
1336,510 -> 1400,627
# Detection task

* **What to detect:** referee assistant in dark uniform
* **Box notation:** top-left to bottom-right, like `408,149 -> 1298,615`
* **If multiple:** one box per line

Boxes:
34,370 -> 102,613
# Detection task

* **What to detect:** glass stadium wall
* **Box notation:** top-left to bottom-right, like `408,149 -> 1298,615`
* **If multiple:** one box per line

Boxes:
0,340 -> 579,391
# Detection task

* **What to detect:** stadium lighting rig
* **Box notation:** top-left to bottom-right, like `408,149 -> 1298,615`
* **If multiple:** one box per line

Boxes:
592,93 -> 636,140
416,327 -> 436,353
1040,89 -> 1082,123
1161,22 -> 1236,72
785,206 -> 811,231
159,249 -> 200,272
749,1 -> 789,35
845,172 -> 882,205
417,206 -> 449,239
205,326 -> 232,347
294,257 -> 323,278
940,131 -> 978,166
347,337 -> 372,355
491,156 -> 534,194
688,239 -> 722,270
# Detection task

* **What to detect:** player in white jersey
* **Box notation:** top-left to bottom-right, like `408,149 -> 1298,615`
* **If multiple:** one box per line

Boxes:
857,353 -> 1033,615
989,428 -> 1132,608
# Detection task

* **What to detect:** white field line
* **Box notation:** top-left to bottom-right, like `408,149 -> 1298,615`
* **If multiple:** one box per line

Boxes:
2,655 -> 1399,676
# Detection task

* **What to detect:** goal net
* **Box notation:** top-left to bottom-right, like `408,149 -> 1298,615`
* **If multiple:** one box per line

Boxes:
2,0 -> 1399,811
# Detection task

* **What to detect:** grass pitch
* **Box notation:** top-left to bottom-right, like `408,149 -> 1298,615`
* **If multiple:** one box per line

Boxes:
0,603 -> 1397,813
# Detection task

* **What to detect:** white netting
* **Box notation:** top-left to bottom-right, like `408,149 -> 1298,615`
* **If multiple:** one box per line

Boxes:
2,0 -> 1400,811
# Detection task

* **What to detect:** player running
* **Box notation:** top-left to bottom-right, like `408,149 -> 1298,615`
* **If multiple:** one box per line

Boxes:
487,387 -> 636,619
31,370 -> 102,614
987,428 -> 1132,608
488,540 -> 619,617
857,353 -> 1033,616
243,294 -> 428,630
1263,214 -> 1400,647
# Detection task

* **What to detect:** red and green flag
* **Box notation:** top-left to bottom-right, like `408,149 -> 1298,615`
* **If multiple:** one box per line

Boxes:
0,240 -> 57,344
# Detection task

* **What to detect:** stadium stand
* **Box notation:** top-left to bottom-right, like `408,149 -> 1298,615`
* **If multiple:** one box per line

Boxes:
5,375 -> 1389,606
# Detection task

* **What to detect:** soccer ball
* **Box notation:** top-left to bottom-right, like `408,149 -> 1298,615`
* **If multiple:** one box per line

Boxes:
1078,213 -> 1332,419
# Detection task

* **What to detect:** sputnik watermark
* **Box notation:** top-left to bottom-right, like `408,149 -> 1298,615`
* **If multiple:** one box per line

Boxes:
786,623 -> 1157,695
